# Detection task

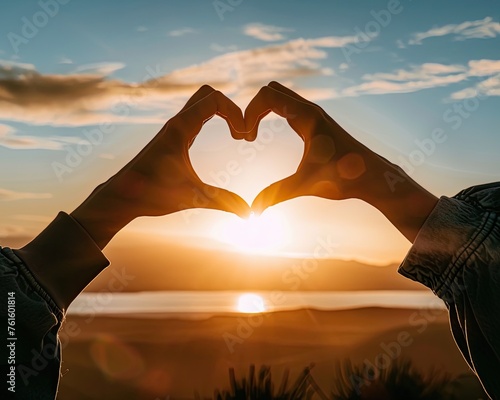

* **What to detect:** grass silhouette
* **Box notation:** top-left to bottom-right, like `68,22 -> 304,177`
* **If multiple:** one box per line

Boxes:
199,364 -> 327,400
330,359 -> 452,400
203,360 -> 485,400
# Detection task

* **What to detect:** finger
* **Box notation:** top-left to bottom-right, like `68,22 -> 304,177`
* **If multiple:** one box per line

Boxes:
244,85 -> 312,141
179,85 -> 216,112
267,81 -> 317,106
198,183 -> 251,218
251,172 -> 306,215
178,90 -> 246,140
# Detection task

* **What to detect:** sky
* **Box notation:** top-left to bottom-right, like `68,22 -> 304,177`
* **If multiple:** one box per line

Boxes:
1,0 -> 499,265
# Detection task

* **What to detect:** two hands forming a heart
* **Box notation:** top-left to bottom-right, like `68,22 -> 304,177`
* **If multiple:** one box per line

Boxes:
112,82 -> 372,216
71,82 -> 381,247
72,81 -> 438,248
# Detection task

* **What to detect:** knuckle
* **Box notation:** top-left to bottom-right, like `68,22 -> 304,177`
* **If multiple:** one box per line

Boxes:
212,90 -> 223,100
200,84 -> 214,92
259,86 -> 271,96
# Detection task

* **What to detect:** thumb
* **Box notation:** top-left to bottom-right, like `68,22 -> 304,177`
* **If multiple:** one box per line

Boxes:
199,183 -> 251,219
251,173 -> 305,215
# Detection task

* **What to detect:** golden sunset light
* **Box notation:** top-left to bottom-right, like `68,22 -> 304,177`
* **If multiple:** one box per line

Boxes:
211,210 -> 291,254
236,293 -> 267,313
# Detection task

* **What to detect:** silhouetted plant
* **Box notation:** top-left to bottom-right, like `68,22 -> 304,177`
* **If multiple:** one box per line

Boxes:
204,361 -> 484,400
204,364 -> 327,400
330,359 -> 452,400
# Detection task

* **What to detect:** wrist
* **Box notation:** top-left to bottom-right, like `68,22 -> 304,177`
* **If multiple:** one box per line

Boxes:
71,190 -> 135,249
14,212 -> 110,310
351,153 -> 438,242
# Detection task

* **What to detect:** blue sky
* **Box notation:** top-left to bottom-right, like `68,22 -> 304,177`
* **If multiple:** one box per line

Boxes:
1,0 -> 499,262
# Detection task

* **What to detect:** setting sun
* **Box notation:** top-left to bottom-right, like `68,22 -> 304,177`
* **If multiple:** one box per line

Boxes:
211,210 -> 291,253
236,294 -> 267,313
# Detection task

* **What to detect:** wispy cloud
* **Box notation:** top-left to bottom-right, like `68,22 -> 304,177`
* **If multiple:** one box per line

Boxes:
450,59 -> 500,99
168,27 -> 197,37
0,188 -> 52,201
0,124 -> 79,150
136,26 -> 148,32
339,63 -> 349,71
339,59 -> 500,100
58,57 -> 73,65
396,39 -> 406,49
73,62 -> 125,75
0,35 -> 367,127
468,59 -> 500,76
210,43 -> 238,53
0,59 -> 189,126
0,59 -> 36,77
343,63 -> 468,96
243,23 -> 292,42
409,17 -> 500,45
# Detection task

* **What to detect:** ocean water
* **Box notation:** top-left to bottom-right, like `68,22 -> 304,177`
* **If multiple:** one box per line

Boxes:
67,290 -> 446,315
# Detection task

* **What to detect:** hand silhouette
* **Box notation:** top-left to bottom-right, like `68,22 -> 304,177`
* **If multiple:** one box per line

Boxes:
71,85 -> 250,248
246,81 -> 374,214
245,81 -> 437,242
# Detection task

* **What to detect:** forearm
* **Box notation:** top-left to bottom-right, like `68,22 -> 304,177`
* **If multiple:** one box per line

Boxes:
14,212 -> 110,311
354,152 -> 438,243
70,185 -> 136,250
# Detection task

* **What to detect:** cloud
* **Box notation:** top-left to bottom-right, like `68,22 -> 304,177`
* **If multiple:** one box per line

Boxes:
210,43 -> 238,53
468,59 -> 500,76
396,39 -> 406,49
450,75 -> 500,100
306,36 -> 364,48
0,59 -> 36,78
58,57 -> 73,65
448,59 -> 500,99
343,63 -> 468,96
0,59 -> 197,126
0,36 -> 366,127
339,58 -> 500,100
168,27 -> 197,37
243,23 -> 292,42
339,63 -> 349,71
73,62 -> 125,76
0,124 -> 79,150
136,26 -> 148,32
0,188 -> 52,201
409,17 -> 500,45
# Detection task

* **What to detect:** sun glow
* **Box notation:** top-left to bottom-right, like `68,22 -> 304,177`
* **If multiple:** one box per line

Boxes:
236,293 -> 267,313
212,210 -> 291,254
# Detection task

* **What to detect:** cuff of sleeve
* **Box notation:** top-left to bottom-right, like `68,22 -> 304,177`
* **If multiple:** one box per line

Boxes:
13,211 -> 110,312
398,196 -> 490,302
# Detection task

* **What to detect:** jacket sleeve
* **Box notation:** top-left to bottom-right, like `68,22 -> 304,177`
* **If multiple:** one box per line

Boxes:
1,212 -> 109,399
398,182 -> 500,399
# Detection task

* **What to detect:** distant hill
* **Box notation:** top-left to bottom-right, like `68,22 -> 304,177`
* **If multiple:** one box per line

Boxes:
94,232 -> 424,292
2,232 -> 425,292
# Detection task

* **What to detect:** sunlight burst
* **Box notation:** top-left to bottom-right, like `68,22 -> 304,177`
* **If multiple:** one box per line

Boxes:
212,210 -> 291,254
236,293 -> 267,313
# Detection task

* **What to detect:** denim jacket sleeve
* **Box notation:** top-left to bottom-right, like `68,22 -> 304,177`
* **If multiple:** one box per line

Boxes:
0,212 -> 109,399
399,182 -> 500,399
